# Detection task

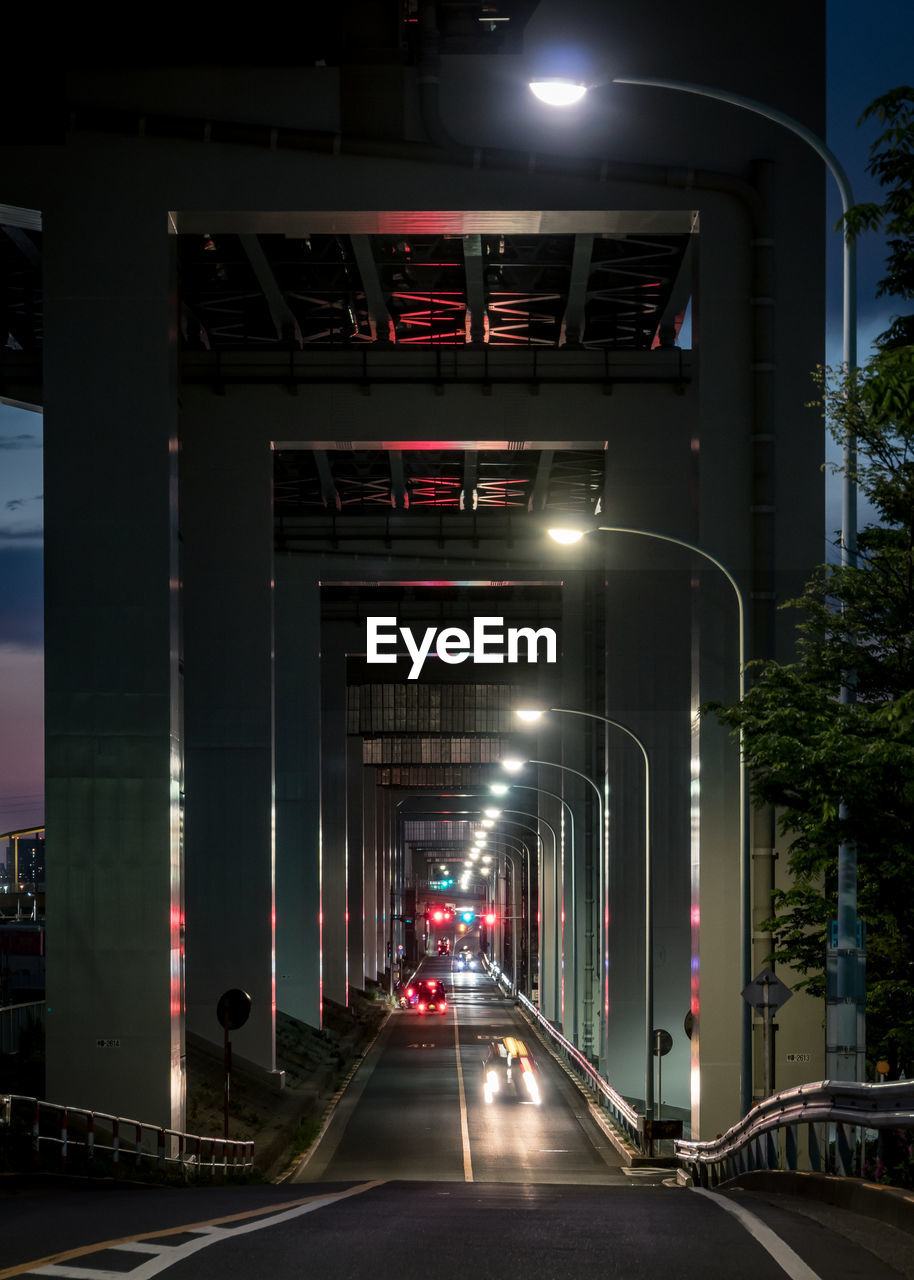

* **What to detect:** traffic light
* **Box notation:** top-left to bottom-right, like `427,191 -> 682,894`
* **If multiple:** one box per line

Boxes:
484,911 -> 496,926
460,909 -> 475,924
432,909 -> 444,923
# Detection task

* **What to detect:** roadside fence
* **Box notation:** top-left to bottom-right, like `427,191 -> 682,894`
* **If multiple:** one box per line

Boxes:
0,1093 -> 255,1180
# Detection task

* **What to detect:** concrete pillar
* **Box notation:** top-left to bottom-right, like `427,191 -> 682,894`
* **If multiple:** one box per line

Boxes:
274,556 -> 322,1027
347,735 -> 365,993
181,398 -> 275,1070
361,767 -> 382,984
559,571 -> 599,1058
319,627 -> 349,1007
43,188 -> 183,1128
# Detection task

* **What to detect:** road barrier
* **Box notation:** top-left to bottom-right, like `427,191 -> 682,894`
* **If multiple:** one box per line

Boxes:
483,957 -> 914,1180
0,1093 -> 255,1180
675,1079 -> 914,1186
484,956 -> 643,1151
0,1000 -> 44,1055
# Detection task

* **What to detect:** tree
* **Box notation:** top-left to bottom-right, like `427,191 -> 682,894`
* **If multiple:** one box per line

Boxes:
707,87 -> 914,1079
842,85 -> 914,350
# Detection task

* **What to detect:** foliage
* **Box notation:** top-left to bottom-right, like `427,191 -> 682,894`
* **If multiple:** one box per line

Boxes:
707,344 -> 914,1079
841,85 -> 914,350
707,87 -> 914,1079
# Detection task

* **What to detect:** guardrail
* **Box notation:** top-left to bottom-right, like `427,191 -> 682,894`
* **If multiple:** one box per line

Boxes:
484,957 -> 643,1151
1,1093 -> 255,1180
676,1079 -> 914,1187
0,1000 -> 44,1054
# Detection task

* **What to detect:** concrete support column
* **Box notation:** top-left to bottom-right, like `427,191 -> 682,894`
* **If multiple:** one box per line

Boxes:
535,779 -> 559,1025
361,767 -> 381,983
320,627 -> 349,1006
43,188 -> 183,1128
347,735 -> 365,993
181,400 -> 274,1069
559,572 -> 598,1056
274,556 -> 322,1028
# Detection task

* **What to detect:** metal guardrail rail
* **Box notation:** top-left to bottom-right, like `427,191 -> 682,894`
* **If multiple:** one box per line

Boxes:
675,1079 -> 914,1186
483,957 -> 914,1180
484,958 -> 643,1151
0,1000 -> 44,1054
1,1093 -> 255,1180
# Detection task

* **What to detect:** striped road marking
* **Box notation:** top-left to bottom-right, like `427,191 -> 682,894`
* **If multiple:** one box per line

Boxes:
1,1181 -> 385,1280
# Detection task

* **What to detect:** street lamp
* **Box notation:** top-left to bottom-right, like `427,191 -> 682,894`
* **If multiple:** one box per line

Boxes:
490,780 -> 575,1033
501,755 -> 604,1049
532,69 -> 862,1085
516,704 -> 655,1121
479,835 -> 530,994
547,521 -> 750,1112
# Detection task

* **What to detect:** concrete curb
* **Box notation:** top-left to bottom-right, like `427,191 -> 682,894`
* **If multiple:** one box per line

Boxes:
720,1169 -> 914,1234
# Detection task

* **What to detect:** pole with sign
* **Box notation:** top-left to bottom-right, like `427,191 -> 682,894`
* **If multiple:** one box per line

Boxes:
216,988 -> 252,1140
742,968 -> 793,1100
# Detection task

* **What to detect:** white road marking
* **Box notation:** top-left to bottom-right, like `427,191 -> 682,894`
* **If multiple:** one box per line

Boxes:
453,1003 -> 474,1183
28,1268 -> 152,1280
690,1187 -> 823,1280
5,1182 -> 384,1280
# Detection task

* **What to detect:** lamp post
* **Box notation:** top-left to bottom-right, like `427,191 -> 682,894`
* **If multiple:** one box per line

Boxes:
490,780 -> 576,1030
488,809 -> 557,1002
478,836 -> 529,993
516,705 -> 655,1120
502,756 -> 604,1051
532,68 -> 862,1087
548,523 -> 750,1112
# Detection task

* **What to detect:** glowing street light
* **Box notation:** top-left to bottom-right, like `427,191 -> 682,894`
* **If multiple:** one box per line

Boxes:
528,79 -> 588,107
533,66 -> 861,1097
516,703 -> 656,1120
546,519 -> 749,1109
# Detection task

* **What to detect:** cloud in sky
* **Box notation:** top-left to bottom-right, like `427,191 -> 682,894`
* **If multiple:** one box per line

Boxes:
0,547 -> 43,648
0,407 -> 44,550
0,642 -> 44,835
0,433 -> 40,449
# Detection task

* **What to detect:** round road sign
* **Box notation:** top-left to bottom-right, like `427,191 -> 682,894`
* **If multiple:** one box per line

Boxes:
217,988 -> 252,1031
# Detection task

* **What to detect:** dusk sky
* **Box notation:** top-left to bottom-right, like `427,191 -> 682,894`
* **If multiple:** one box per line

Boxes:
1,3 -> 912,836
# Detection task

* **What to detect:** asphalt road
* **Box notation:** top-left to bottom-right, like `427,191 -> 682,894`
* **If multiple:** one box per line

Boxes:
2,960 -> 912,1280
294,953 -> 627,1185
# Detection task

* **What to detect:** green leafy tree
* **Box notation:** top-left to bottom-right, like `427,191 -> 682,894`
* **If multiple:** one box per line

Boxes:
842,85 -> 914,350
708,87 -> 914,1078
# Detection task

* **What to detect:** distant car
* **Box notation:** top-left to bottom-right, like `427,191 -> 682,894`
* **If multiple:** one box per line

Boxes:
414,978 -> 448,1014
437,938 -> 451,955
482,1036 -> 541,1105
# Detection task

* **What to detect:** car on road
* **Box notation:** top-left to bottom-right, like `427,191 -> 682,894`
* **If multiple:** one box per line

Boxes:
414,978 -> 448,1013
399,978 -> 448,1013
437,938 -> 451,955
482,1036 -> 541,1105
